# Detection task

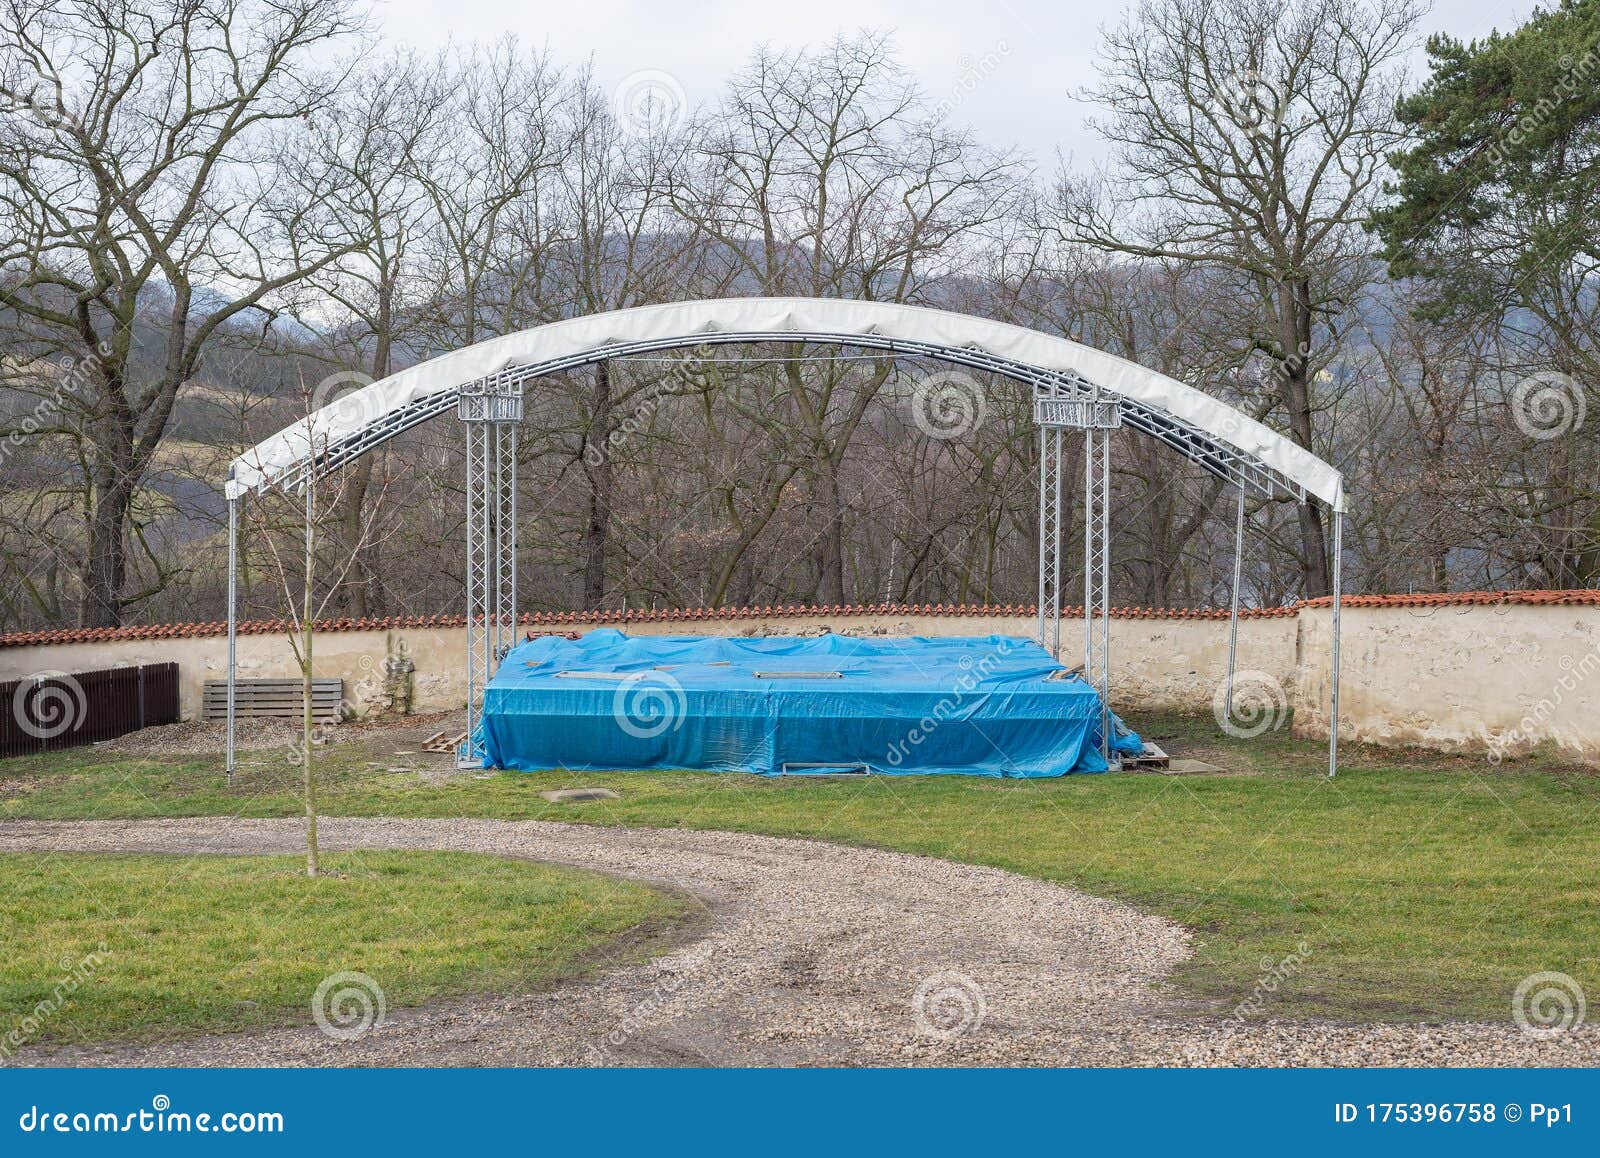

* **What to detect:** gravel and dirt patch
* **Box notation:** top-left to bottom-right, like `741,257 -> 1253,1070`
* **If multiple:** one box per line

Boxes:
2,816 -> 1593,1068
100,709 -> 469,759
102,718 -> 312,756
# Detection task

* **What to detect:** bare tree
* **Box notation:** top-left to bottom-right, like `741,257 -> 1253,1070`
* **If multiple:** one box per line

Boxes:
543,67 -> 709,608
1057,0 -> 1422,596
243,377 -> 392,877
669,34 -> 1022,602
292,53 -> 451,614
411,39 -> 563,350
0,0 -> 367,625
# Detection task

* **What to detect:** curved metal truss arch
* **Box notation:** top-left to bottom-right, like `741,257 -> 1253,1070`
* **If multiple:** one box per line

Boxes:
259,331 -> 1306,505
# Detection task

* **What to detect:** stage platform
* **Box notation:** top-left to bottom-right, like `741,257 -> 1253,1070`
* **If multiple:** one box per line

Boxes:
476,629 -> 1141,776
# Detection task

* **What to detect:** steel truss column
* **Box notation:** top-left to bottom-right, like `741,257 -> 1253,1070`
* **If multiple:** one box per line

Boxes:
1035,383 -> 1121,767
1083,426 -> 1113,765
1037,425 -> 1066,656
459,379 -> 524,767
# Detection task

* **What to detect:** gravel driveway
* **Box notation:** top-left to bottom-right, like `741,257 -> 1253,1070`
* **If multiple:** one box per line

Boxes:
3,817 -> 1594,1067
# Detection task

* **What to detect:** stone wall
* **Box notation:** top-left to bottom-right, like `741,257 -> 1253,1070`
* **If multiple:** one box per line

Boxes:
4,597 -> 1597,763
1291,602 -> 1600,761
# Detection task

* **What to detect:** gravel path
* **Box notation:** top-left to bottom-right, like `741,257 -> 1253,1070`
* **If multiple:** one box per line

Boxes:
3,817 -> 1594,1067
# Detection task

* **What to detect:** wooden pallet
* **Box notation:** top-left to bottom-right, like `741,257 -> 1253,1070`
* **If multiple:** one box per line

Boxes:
202,678 -> 343,721
1121,740 -> 1170,770
421,730 -> 468,754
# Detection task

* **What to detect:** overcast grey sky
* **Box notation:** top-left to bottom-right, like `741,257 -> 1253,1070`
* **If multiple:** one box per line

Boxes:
374,0 -> 1540,166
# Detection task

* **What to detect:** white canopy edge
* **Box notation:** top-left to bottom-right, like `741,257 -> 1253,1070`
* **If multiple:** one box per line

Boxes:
227,296 -> 1345,510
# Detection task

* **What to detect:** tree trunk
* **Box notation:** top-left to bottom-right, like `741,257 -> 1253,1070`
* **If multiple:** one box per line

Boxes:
336,325 -> 393,617
1280,282 -> 1331,597
582,361 -> 613,609
338,457 -> 375,616
82,462 -> 135,628
813,453 -> 846,604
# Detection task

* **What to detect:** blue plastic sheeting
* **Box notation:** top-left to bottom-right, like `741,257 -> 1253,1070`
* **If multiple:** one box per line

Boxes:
477,630 -> 1142,777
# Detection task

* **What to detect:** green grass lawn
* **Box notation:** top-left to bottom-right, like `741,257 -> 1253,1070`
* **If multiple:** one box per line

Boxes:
0,851 -> 684,1050
4,711 -> 1598,1025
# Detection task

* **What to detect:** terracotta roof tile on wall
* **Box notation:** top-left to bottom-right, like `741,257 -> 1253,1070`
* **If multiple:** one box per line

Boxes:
1,589 -> 1594,649
1296,589 -> 1600,610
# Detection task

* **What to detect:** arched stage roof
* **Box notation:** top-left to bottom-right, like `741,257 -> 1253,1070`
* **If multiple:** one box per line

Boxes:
227,297 -> 1345,510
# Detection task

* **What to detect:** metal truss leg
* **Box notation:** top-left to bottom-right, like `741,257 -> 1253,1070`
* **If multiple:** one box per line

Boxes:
462,416 -> 521,766
225,493 -> 238,783
1329,509 -> 1343,779
495,423 -> 519,663
459,378 -> 524,769
1038,426 -> 1047,647
1037,426 -> 1064,656
1083,428 -> 1113,765
1083,428 -> 1094,678
463,421 -> 492,766
1225,485 -> 1245,721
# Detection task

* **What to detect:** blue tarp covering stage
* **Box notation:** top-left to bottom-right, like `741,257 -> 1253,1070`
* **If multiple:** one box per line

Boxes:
477,630 -> 1142,777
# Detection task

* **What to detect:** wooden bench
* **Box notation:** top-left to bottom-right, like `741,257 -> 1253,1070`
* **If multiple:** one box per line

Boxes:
202,678 -> 345,721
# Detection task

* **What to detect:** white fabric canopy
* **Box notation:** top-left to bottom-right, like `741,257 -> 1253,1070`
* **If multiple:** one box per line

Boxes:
228,296 -> 1345,509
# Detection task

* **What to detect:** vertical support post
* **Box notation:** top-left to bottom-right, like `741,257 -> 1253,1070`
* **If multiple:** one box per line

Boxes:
225,491 -> 238,784
1051,427 -> 1063,658
1329,508 -> 1343,779
1082,426 -> 1095,675
507,425 -> 518,652
490,422 -> 502,665
1035,410 -> 1064,657
1095,428 -> 1111,763
1033,386 -> 1121,765
1037,426 -> 1048,647
459,377 -> 524,768
462,420 -> 485,766
480,423 -> 495,678
494,422 -> 518,663
1225,485 -> 1245,721
1080,426 -> 1114,764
